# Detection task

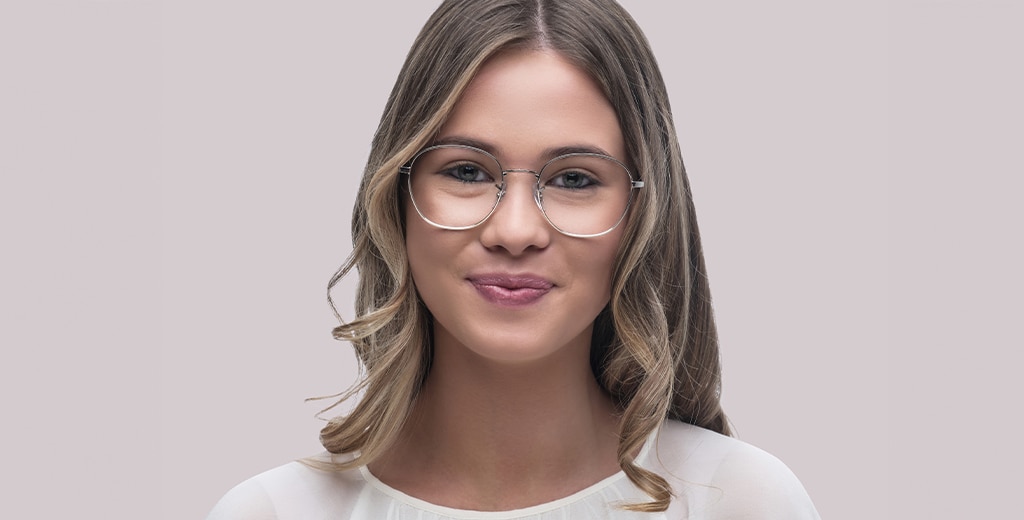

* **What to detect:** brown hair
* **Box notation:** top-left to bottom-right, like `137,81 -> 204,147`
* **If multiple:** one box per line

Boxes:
317,0 -> 729,512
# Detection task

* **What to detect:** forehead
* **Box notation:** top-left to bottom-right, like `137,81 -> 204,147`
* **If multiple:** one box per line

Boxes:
436,49 -> 626,165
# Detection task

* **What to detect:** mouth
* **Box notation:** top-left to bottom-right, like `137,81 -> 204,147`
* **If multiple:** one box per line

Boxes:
467,273 -> 554,307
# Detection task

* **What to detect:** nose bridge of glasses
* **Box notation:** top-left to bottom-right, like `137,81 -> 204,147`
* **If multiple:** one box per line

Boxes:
487,169 -> 544,218
497,168 -> 543,202
501,168 -> 540,178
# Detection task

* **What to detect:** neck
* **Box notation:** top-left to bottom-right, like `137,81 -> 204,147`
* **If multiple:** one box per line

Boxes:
369,325 -> 623,510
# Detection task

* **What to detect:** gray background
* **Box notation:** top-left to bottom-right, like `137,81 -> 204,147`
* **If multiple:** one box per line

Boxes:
2,0 -> 1020,518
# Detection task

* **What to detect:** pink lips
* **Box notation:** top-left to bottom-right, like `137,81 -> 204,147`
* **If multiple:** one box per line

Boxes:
468,274 -> 554,307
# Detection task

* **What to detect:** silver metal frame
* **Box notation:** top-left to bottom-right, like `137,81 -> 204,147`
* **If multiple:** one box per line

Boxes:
399,144 -> 644,238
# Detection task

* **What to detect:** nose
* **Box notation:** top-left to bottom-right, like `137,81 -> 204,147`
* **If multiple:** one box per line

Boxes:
478,171 -> 552,255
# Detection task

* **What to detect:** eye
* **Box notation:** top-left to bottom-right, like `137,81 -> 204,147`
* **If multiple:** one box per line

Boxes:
442,162 -> 493,183
547,170 -> 597,189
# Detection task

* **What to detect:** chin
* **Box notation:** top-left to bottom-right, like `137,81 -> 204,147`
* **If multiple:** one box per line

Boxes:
438,324 -> 593,367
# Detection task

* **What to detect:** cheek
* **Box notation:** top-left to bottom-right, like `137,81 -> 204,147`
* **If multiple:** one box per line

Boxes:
405,213 -> 436,285
405,206 -> 462,308
405,200 -> 429,287
574,234 -> 622,306
405,194 -> 434,259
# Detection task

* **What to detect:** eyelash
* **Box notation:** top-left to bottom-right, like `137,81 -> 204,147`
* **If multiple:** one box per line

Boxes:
441,163 -> 494,183
546,171 -> 598,190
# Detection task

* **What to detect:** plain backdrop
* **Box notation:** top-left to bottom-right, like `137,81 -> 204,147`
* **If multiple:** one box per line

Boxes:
2,1 -> 1021,519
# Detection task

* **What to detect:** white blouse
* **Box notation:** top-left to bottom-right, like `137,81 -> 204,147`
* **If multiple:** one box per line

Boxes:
207,420 -> 820,519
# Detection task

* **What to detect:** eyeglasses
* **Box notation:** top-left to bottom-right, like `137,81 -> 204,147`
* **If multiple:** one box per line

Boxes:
400,144 -> 644,238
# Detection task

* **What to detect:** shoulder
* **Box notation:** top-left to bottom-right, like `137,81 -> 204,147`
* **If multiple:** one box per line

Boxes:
206,453 -> 366,520
206,471 -> 277,520
648,420 -> 820,520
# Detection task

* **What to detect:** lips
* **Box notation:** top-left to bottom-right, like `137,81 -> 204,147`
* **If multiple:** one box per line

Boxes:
467,273 -> 554,307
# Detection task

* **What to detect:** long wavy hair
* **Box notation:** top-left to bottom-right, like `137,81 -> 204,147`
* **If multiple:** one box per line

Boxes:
315,0 -> 729,512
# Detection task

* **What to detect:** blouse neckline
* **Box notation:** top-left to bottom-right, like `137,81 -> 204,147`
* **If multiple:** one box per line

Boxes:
357,428 -> 657,519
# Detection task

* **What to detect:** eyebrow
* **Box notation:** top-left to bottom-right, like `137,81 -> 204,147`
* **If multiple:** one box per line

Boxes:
430,135 -> 615,159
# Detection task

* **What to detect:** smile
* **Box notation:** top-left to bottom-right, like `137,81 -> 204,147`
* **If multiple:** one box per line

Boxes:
467,274 -> 554,307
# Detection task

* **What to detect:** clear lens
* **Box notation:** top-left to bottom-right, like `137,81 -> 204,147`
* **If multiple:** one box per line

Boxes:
407,145 -> 503,229
537,154 -> 633,236
406,145 -> 637,236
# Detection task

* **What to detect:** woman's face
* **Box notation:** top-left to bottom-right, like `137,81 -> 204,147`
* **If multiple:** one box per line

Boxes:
406,49 -> 628,365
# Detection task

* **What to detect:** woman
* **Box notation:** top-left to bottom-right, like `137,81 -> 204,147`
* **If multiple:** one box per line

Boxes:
210,0 -> 819,517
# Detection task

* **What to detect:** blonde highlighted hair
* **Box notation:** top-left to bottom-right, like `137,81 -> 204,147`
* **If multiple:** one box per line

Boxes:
317,0 -> 729,512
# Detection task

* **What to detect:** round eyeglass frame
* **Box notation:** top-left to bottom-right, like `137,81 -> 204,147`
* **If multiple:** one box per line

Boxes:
399,144 -> 645,238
